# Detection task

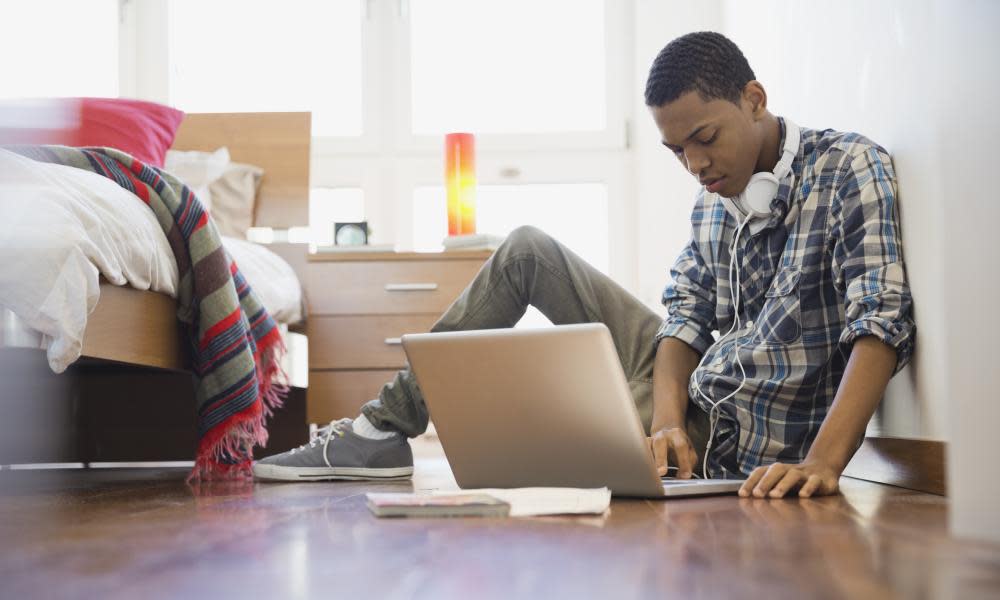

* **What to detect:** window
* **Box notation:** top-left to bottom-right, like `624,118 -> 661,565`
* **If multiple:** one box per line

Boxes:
414,182 -> 611,330
124,0 -> 635,290
409,0 -> 607,134
397,0 -> 629,286
167,0 -> 363,137
413,183 -> 609,273
0,0 -> 118,98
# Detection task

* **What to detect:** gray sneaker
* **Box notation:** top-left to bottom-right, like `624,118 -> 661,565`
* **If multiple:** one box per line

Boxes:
253,418 -> 413,481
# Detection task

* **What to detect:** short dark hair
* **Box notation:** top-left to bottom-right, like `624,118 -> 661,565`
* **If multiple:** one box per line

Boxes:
644,31 -> 755,107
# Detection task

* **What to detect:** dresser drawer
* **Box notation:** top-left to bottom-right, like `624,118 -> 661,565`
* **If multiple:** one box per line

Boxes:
308,370 -> 398,424
305,259 -> 485,315
307,314 -> 439,369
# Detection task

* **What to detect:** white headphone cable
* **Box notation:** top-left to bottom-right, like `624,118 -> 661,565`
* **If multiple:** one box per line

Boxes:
692,211 -> 753,478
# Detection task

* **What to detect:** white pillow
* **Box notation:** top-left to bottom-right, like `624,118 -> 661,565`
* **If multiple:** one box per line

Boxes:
209,162 -> 264,239
163,147 -> 230,212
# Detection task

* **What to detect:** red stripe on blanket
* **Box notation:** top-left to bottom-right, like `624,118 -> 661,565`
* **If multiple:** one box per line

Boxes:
255,323 -> 283,355
249,310 -> 269,328
201,336 -> 248,373
176,193 -> 193,226
199,307 -> 242,351
252,327 -> 284,372
203,371 -> 258,414
126,160 -> 151,203
253,326 -> 287,420
91,155 -> 116,180
193,208 -> 208,233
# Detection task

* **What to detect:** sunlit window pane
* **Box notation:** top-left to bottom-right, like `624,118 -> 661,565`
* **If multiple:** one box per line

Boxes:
310,187 -> 366,246
413,183 -> 609,273
410,0 -> 606,134
0,0 -> 118,98
168,0 -> 363,137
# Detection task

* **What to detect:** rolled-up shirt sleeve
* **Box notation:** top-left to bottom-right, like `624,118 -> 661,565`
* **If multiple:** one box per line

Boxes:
833,148 -> 916,373
655,235 -> 718,355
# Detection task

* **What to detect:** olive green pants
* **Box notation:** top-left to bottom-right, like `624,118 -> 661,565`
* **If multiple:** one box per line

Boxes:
361,225 -> 709,474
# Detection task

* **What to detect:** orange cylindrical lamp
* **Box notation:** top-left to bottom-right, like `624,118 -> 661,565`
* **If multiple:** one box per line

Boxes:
445,132 -> 476,236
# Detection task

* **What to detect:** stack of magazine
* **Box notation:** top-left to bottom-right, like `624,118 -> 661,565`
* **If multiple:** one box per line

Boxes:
366,487 -> 611,518
366,493 -> 510,518
314,243 -> 395,253
442,233 -> 505,252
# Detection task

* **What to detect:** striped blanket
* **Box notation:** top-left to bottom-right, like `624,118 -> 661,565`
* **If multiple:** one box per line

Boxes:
11,145 -> 285,480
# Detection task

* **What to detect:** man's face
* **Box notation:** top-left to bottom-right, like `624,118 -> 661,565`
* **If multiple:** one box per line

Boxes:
650,88 -> 764,199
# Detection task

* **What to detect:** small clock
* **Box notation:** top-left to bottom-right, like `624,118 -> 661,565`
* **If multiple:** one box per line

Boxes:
334,221 -> 369,246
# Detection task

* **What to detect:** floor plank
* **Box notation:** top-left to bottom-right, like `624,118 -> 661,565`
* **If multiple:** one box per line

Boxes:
1,437 -> 998,599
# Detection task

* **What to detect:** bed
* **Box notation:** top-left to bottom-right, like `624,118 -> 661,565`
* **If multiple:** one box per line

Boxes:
0,111 -> 312,467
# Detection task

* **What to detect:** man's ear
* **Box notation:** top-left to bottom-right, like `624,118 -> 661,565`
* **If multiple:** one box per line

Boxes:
742,81 -> 768,120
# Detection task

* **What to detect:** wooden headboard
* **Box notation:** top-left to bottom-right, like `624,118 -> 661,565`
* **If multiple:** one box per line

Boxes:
170,112 -> 311,229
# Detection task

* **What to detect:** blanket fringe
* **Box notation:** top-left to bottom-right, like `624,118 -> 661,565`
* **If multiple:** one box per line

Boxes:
186,327 -> 288,483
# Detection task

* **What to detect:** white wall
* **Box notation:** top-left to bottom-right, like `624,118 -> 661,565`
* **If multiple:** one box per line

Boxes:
721,0 -> 953,441
629,0 -> 999,542
931,0 -> 1000,546
632,1 -> 721,316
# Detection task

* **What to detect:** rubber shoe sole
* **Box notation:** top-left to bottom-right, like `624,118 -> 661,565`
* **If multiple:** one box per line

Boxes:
252,463 -> 414,482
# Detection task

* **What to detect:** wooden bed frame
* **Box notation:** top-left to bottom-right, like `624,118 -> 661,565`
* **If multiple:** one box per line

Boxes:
0,112 -> 313,465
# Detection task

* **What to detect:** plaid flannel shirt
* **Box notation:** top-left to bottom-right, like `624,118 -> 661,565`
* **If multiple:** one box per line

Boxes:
656,118 -> 915,478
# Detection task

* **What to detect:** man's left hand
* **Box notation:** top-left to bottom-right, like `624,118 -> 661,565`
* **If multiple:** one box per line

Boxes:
738,460 -> 841,499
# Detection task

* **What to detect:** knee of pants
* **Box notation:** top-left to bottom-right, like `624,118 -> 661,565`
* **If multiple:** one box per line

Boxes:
504,225 -> 551,253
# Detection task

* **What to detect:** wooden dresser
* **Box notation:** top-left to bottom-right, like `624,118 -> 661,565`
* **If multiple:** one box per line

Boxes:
304,250 -> 493,425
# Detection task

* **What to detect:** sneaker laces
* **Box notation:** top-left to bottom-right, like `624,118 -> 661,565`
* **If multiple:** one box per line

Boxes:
290,418 -> 352,468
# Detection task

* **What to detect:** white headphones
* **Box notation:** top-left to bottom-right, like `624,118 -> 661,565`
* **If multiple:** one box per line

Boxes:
719,118 -> 800,233
692,118 -> 799,478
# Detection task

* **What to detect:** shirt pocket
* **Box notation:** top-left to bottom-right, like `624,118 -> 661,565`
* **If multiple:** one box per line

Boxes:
757,266 -> 802,345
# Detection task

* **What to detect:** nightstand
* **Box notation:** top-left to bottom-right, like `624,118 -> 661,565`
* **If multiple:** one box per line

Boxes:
304,249 -> 493,425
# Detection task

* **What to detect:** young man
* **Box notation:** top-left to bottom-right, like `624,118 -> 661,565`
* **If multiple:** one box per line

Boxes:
255,32 -> 914,499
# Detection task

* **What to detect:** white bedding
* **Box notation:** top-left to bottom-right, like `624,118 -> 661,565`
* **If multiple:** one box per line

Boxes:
0,148 -> 303,373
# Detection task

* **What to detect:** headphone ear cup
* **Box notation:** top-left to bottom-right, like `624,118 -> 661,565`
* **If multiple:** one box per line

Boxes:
741,172 -> 778,216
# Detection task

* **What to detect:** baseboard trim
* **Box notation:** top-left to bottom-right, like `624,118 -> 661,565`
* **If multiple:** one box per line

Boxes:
843,436 -> 947,496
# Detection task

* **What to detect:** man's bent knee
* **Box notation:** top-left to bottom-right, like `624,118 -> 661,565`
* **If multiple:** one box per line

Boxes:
504,225 -> 551,252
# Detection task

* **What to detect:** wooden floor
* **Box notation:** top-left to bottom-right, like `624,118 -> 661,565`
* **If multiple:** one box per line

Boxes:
2,438 -> 999,600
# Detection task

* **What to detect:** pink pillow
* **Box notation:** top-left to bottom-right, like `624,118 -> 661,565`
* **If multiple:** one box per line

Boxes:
74,98 -> 185,167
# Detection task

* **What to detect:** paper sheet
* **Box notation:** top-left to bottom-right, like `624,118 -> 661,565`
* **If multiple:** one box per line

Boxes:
431,487 -> 611,517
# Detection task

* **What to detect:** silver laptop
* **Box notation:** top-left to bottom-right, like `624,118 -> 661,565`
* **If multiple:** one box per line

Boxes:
401,323 -> 743,498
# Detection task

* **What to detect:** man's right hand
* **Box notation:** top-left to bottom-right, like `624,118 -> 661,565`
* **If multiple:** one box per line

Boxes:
648,426 -> 698,479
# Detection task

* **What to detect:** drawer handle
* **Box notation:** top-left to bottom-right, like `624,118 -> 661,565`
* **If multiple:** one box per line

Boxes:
385,283 -> 438,292
384,337 -> 403,345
